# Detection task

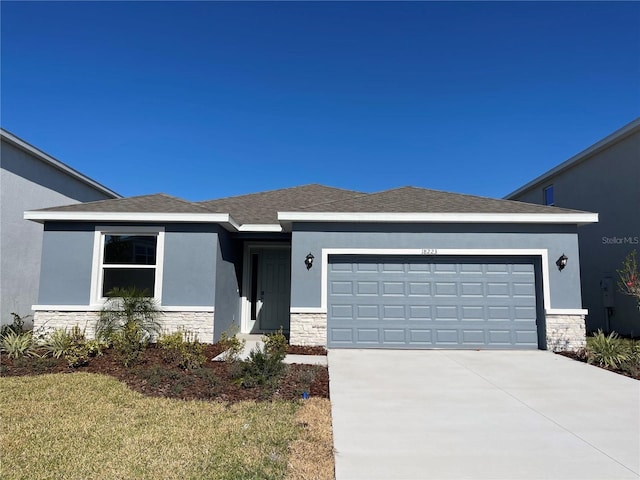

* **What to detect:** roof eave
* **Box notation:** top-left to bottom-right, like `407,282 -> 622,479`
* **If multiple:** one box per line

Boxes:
23,211 -> 241,231
504,117 -> 640,199
1,129 -> 121,199
278,211 -> 599,229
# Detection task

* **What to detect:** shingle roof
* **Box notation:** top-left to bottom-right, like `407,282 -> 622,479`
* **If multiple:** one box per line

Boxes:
197,184 -> 364,224
30,184 -> 592,225
35,193 -> 212,214
294,186 -> 587,215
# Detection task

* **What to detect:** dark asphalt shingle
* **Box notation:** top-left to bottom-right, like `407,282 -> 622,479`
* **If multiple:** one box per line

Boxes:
32,185 -> 591,223
35,193 -> 213,214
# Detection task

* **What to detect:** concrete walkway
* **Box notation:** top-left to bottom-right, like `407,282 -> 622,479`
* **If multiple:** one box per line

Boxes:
212,334 -> 327,365
329,349 -> 640,480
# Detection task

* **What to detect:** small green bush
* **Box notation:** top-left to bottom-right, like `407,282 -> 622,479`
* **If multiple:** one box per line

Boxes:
96,288 -> 162,368
0,313 -> 27,337
112,322 -> 146,367
264,328 -> 288,361
158,331 -> 184,364
586,330 -> 631,369
43,326 -> 100,368
85,339 -> 107,358
217,325 -> 245,362
233,330 -> 288,389
1,331 -> 38,359
45,328 -> 75,359
157,330 -> 205,370
64,344 -> 90,368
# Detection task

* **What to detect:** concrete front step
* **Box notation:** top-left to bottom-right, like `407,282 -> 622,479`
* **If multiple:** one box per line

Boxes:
212,334 -> 327,365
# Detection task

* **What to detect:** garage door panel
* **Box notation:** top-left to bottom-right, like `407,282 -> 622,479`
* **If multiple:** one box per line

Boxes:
331,304 -> 353,318
357,305 -> 379,318
327,256 -> 539,349
408,282 -> 431,296
382,281 -> 405,295
434,282 -> 458,296
356,281 -> 378,295
383,329 -> 406,343
330,281 -> 353,295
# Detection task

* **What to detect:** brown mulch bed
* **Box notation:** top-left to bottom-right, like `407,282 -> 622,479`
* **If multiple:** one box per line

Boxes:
0,344 -> 329,403
556,350 -> 640,380
286,345 -> 327,355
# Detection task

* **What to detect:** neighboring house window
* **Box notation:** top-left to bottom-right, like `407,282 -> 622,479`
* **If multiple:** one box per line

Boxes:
92,227 -> 164,302
543,185 -> 554,206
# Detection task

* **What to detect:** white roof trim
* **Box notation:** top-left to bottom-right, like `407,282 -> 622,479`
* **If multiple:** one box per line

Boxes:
1,128 -> 121,199
505,117 -> 640,199
237,223 -> 283,232
278,211 -> 598,225
24,211 -> 242,231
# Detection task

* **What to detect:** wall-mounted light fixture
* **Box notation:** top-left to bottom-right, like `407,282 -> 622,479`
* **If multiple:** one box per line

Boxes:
556,254 -> 568,271
304,252 -> 315,270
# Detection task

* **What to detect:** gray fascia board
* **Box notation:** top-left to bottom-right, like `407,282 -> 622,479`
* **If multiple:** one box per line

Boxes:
23,211 -> 241,231
278,211 -> 599,230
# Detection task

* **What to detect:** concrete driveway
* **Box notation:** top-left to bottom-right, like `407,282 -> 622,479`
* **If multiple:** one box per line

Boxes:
328,350 -> 640,480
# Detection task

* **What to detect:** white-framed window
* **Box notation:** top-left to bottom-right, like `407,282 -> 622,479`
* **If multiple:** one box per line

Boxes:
90,226 -> 165,303
543,185 -> 554,206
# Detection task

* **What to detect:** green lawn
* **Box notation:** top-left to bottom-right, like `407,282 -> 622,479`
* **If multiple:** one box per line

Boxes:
1,373 -> 331,480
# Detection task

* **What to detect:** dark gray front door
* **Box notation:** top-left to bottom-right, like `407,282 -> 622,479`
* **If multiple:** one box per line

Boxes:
327,255 -> 539,349
254,247 -> 291,332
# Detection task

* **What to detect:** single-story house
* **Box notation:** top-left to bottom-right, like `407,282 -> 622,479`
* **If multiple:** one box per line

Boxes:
25,184 -> 598,351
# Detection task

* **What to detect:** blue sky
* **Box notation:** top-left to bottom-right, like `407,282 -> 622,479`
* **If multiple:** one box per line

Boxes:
2,1 -> 639,201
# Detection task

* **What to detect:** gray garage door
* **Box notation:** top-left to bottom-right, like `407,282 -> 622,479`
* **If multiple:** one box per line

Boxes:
327,255 -> 540,349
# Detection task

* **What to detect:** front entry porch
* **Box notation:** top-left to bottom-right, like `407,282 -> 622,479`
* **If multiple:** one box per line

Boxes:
241,244 -> 291,334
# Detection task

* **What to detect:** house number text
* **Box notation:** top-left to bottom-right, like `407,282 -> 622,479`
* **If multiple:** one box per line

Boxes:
421,249 -> 438,255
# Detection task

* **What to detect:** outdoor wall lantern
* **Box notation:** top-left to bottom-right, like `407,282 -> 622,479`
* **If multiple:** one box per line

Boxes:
304,252 -> 315,270
556,254 -> 568,271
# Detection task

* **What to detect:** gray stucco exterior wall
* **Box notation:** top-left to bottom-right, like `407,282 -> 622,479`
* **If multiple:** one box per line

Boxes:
37,223 -> 225,311
162,226 -> 217,307
212,229 -> 242,342
37,224 -> 95,305
509,128 -> 640,335
290,223 -> 583,312
1,139 -> 115,325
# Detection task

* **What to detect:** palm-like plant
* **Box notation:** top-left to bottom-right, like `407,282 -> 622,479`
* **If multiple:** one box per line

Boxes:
96,287 -> 162,366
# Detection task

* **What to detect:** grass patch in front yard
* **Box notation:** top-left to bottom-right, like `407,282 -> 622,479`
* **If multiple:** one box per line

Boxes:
0,373 -> 314,479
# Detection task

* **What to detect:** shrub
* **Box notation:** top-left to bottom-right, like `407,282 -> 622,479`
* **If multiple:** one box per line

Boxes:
112,322 -> 146,367
233,330 -> 288,389
44,328 -> 75,359
586,330 -> 631,369
42,326 -> 104,368
0,313 -> 27,337
85,339 -> 107,357
96,287 -> 162,367
1,331 -> 38,359
158,331 -> 184,364
617,250 -> 640,312
263,328 -> 288,362
158,330 -> 205,370
64,344 -> 90,368
217,325 -> 245,362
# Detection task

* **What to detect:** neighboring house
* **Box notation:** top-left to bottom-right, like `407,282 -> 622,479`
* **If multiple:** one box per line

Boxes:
25,184 -> 597,351
0,129 -> 119,327
506,118 -> 640,336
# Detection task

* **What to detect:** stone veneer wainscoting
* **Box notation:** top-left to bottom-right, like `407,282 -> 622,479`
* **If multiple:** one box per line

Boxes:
545,313 -> 586,352
33,310 -> 215,343
289,313 -> 327,346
